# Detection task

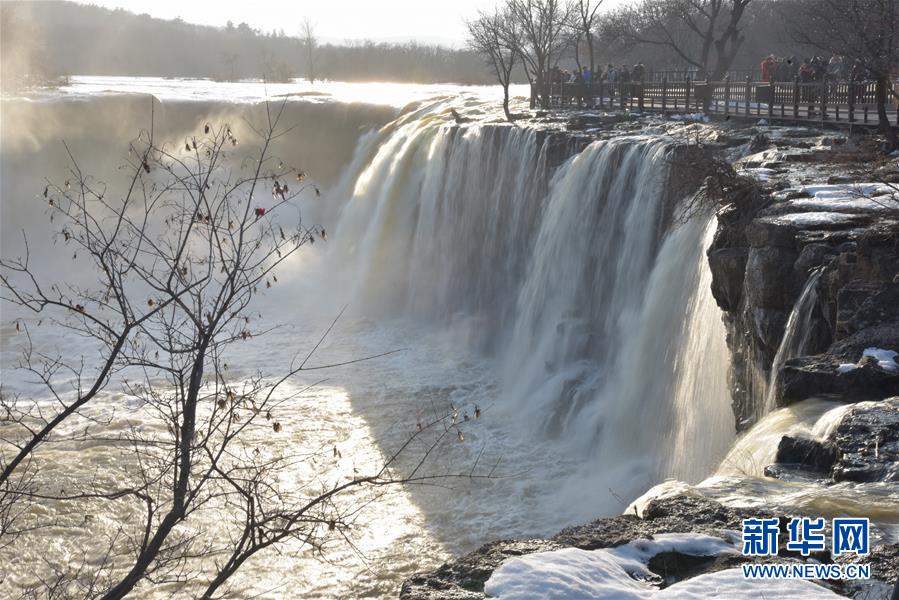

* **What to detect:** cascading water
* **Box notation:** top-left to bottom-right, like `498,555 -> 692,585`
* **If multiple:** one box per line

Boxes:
325,102 -> 734,512
763,267 -> 824,414
328,101 -> 549,349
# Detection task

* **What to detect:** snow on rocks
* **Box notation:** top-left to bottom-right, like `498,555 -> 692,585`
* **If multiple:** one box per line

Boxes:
484,533 -> 840,599
669,113 -> 709,123
837,347 -> 899,374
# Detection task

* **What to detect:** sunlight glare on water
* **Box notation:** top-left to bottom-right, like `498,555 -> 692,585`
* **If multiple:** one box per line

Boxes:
40,76 -> 533,108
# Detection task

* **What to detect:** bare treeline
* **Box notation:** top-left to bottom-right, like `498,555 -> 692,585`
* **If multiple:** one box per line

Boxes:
467,0 -> 899,118
0,1 -> 492,88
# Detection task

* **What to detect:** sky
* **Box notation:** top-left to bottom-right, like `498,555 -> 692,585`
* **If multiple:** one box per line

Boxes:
77,0 -> 628,47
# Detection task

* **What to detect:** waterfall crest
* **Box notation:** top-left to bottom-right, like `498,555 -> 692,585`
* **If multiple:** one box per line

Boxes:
325,107 -> 734,510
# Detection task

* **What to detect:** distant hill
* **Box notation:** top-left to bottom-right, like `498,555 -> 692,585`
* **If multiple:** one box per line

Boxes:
0,1 -> 500,88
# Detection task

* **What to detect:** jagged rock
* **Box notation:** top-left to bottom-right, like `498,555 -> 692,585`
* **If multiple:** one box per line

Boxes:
836,280 -> 884,338
826,175 -> 853,184
830,397 -> 899,483
708,247 -> 748,311
793,244 -> 837,285
848,284 -> 899,333
773,435 -> 838,471
744,247 -> 797,308
746,217 -> 800,248
762,463 -> 829,481
566,114 -> 631,131
748,133 -> 771,153
780,353 -> 899,404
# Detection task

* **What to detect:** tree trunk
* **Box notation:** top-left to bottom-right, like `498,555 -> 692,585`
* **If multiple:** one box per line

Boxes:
537,72 -> 549,109
876,77 -> 897,149
503,84 -> 513,121
587,33 -> 595,74
101,346 -> 209,600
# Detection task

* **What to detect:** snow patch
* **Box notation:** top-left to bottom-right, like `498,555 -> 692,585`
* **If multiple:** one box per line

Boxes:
836,347 -> 898,374
864,347 -> 898,371
768,211 -> 861,227
669,113 -> 709,123
485,533 -> 841,599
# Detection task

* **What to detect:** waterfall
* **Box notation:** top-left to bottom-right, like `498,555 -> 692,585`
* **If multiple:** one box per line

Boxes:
328,102 -> 548,349
763,267 -> 824,414
325,105 -> 734,510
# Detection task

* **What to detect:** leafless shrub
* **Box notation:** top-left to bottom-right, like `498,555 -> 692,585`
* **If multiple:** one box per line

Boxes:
668,143 -> 768,226
1,101 -> 494,599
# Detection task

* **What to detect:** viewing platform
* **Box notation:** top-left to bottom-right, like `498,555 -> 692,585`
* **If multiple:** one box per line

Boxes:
534,77 -> 899,128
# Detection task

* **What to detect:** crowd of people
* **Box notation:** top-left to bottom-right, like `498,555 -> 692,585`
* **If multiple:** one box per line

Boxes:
537,55 -> 874,108
549,63 -> 647,86
544,55 -> 870,88
759,54 -> 868,83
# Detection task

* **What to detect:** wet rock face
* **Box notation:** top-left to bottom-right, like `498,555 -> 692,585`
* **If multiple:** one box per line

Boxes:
831,397 -> 899,483
773,435 -> 839,471
780,351 -> 899,403
766,397 -> 899,485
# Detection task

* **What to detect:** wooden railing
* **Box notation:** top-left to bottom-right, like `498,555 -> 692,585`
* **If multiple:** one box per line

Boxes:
534,76 -> 899,126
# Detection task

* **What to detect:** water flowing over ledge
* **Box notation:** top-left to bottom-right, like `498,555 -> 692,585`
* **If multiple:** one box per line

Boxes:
325,104 -> 734,505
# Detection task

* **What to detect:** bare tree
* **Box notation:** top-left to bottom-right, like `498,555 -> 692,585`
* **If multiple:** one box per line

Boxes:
468,8 -> 520,121
1,102 -> 492,598
573,0 -> 604,74
606,0 -> 751,79
300,17 -> 318,83
785,0 -> 899,144
509,0 -> 573,108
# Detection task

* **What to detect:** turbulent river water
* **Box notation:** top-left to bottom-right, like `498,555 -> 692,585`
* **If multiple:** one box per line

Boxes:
1,78 -> 897,598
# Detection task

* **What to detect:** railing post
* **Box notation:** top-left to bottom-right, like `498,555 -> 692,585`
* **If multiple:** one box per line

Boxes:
848,81 -> 855,122
887,79 -> 899,127
724,75 -> 730,116
861,80 -> 867,119
685,77 -> 692,111
792,76 -> 799,119
769,82 -> 775,119
661,77 -> 668,113
821,80 -> 828,119
745,75 -> 751,116
702,78 -> 710,112
598,79 -> 604,109
887,80 -> 899,127
638,79 -> 645,112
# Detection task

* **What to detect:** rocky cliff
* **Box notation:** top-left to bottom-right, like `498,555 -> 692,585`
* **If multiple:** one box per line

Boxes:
707,135 -> 899,430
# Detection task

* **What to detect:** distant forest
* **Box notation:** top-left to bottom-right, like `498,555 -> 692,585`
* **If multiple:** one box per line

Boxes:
2,0 -> 800,90
0,1 -> 497,88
